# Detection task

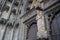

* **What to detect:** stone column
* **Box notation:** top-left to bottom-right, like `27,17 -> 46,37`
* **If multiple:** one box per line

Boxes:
0,24 -> 6,40
19,19 -> 26,40
36,10 -> 48,39
23,24 -> 27,40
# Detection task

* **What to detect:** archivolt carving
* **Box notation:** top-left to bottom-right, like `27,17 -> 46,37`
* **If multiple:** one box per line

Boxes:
47,9 -> 60,26
47,7 -> 60,36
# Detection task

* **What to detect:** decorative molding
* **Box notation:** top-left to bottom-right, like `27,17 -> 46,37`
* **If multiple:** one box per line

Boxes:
43,0 -> 59,10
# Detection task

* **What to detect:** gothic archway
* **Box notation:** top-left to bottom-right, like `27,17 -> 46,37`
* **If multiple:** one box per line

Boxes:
47,10 -> 60,40
24,17 -> 38,40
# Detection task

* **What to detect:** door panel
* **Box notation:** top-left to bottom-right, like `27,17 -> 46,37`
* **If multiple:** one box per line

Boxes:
27,24 -> 37,40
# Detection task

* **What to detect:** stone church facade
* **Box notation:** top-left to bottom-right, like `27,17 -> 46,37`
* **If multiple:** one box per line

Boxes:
0,0 -> 60,40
